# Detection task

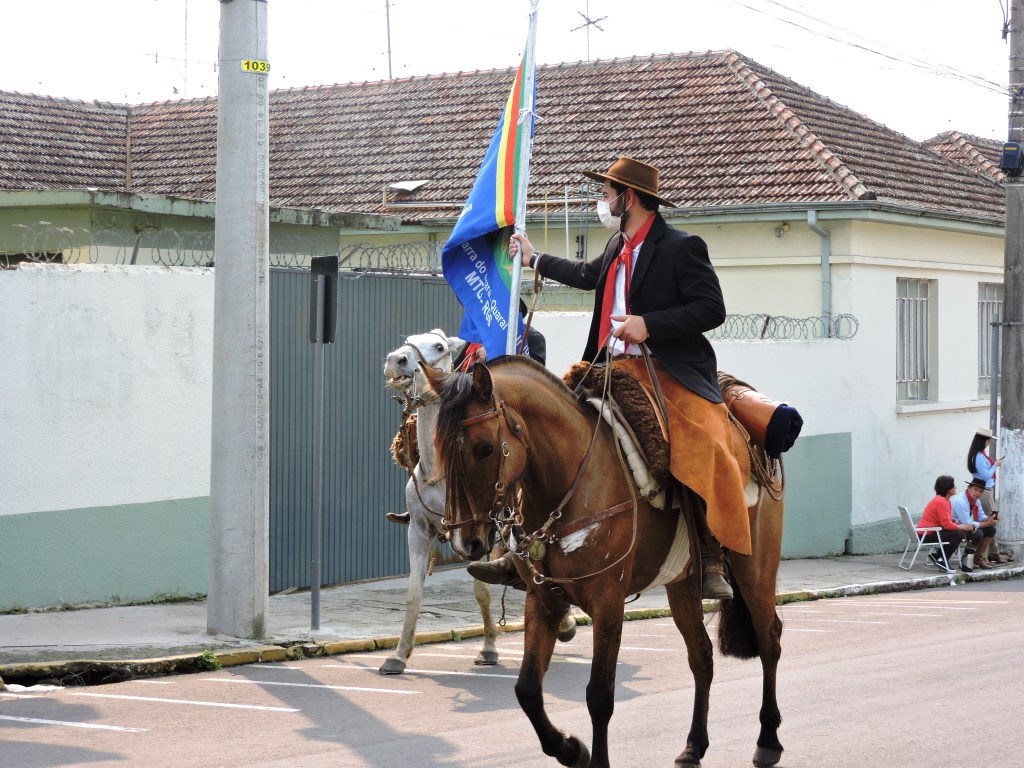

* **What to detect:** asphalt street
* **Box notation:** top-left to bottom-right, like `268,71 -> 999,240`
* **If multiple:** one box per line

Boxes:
3,580 -> 1022,768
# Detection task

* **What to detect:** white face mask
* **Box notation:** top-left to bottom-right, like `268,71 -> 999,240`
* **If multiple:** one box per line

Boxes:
596,200 -> 621,231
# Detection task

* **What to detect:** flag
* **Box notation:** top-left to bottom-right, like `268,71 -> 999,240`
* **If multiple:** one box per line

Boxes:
442,38 -> 536,360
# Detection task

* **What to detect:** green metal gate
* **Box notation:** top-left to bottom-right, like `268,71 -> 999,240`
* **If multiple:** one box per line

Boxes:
269,268 -> 462,591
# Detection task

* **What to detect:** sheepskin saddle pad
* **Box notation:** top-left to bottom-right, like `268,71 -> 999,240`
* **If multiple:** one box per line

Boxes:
562,361 -> 671,486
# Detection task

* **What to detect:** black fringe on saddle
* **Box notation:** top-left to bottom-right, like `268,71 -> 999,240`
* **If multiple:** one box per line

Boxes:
562,362 -> 671,485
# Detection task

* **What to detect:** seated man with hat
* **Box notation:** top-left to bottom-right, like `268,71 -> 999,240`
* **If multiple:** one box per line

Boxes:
950,476 -> 999,568
469,156 -> 748,600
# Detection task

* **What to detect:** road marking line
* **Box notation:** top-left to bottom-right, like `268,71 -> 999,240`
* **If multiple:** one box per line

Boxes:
411,651 -> 524,662
782,628 -> 829,633
203,678 -> 419,695
69,692 -> 299,712
785,619 -> 887,624
323,663 -> 519,680
804,604 -> 975,611
391,668 -> 520,680
130,680 -> 172,685
0,714 -> 148,732
424,652 -> 603,666
849,599 -> 1005,604
786,606 -> 970,614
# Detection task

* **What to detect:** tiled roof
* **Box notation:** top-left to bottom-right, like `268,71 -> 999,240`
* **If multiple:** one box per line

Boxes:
0,92 -> 128,191
923,131 -> 1006,183
0,51 -> 1006,223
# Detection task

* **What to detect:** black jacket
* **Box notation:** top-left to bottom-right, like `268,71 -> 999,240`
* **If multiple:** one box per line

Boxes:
535,213 -> 725,403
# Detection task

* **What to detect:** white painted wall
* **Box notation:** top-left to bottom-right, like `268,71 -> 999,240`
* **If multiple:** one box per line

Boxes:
0,215 -> 1003,539
0,264 -> 214,516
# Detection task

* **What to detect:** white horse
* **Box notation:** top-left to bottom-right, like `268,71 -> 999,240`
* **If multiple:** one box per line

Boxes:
379,329 -> 501,674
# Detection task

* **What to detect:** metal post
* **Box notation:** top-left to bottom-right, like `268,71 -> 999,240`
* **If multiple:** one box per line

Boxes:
990,306 -> 1002,509
990,305 -> 1002,437
307,255 -> 337,632
506,0 -> 540,355
208,0 -> 271,639
1000,0 -> 1024,557
311,275 -> 325,630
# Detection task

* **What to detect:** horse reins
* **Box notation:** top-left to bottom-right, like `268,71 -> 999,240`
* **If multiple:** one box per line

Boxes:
444,396 -> 522,533
449,377 -> 644,587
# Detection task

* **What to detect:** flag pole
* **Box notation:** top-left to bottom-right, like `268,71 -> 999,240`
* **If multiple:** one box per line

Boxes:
505,0 -> 540,355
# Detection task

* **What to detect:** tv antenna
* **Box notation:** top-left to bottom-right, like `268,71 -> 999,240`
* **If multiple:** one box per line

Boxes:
385,0 -> 393,80
570,1 -> 607,61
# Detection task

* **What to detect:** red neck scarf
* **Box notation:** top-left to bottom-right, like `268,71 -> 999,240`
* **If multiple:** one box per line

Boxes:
969,494 -> 981,521
598,213 -> 655,349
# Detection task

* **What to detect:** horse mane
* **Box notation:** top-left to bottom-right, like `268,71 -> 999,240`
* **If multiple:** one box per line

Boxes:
433,355 -> 578,481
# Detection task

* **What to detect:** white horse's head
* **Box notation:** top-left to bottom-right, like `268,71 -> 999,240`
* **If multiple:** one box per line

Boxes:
384,329 -> 468,394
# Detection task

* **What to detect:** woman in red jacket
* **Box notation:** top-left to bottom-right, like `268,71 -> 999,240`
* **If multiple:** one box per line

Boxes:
918,475 -> 976,572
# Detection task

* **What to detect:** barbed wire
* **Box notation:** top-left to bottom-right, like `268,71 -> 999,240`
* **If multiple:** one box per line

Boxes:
0,221 -> 445,272
335,240 -> 442,276
2,222 -> 858,339
708,313 -> 859,340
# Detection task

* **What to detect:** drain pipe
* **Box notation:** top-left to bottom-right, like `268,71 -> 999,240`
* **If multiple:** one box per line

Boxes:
807,210 -> 832,337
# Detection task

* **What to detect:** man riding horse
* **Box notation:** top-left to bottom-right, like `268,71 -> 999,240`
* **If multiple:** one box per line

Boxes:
469,156 -> 748,601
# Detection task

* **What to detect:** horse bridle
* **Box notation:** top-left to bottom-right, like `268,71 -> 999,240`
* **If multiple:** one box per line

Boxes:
447,370 -> 643,586
407,332 -> 453,380
393,334 -> 456,528
444,396 -> 523,534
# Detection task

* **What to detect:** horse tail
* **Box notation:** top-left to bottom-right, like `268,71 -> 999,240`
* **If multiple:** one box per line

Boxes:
717,578 -> 759,659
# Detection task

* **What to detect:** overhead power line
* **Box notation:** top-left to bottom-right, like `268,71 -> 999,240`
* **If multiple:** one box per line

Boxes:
727,0 -> 1006,96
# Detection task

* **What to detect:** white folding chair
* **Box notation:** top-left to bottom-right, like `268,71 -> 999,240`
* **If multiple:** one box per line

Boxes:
898,504 -> 953,571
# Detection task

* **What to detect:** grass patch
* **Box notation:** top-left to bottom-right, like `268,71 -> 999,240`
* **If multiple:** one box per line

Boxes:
197,650 -> 221,671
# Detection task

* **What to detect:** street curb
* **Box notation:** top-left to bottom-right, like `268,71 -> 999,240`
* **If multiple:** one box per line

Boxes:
2,566 -> 1019,688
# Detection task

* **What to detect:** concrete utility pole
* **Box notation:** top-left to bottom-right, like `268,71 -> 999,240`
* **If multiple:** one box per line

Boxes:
1001,1 -> 1024,560
208,0 -> 271,639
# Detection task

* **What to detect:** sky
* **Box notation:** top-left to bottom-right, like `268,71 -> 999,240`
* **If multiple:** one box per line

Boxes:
0,0 -> 1013,142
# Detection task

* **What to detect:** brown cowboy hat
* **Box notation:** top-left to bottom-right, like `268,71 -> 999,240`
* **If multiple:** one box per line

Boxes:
582,156 -> 679,209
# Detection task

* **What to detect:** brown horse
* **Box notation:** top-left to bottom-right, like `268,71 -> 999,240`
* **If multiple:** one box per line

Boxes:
424,356 -> 785,768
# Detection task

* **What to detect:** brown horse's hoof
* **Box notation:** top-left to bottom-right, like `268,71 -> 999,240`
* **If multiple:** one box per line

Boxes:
675,747 -> 702,767
474,650 -> 498,666
753,746 -> 783,766
562,736 -> 589,768
378,657 -> 407,675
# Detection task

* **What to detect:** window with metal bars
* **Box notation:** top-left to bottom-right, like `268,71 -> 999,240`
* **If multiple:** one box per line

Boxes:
978,283 -> 1004,397
896,278 -> 931,401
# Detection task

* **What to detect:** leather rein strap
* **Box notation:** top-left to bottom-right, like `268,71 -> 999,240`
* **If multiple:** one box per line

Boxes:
451,381 -> 642,587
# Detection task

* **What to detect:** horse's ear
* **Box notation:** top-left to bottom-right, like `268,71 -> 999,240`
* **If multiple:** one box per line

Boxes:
471,362 -> 493,402
449,335 -> 469,362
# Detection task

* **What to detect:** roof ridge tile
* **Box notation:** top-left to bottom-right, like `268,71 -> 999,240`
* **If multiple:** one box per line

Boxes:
950,131 -> 1006,182
723,51 -> 874,201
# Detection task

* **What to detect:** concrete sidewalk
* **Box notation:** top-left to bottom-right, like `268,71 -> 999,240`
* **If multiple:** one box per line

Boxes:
2,554 -> 1021,687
